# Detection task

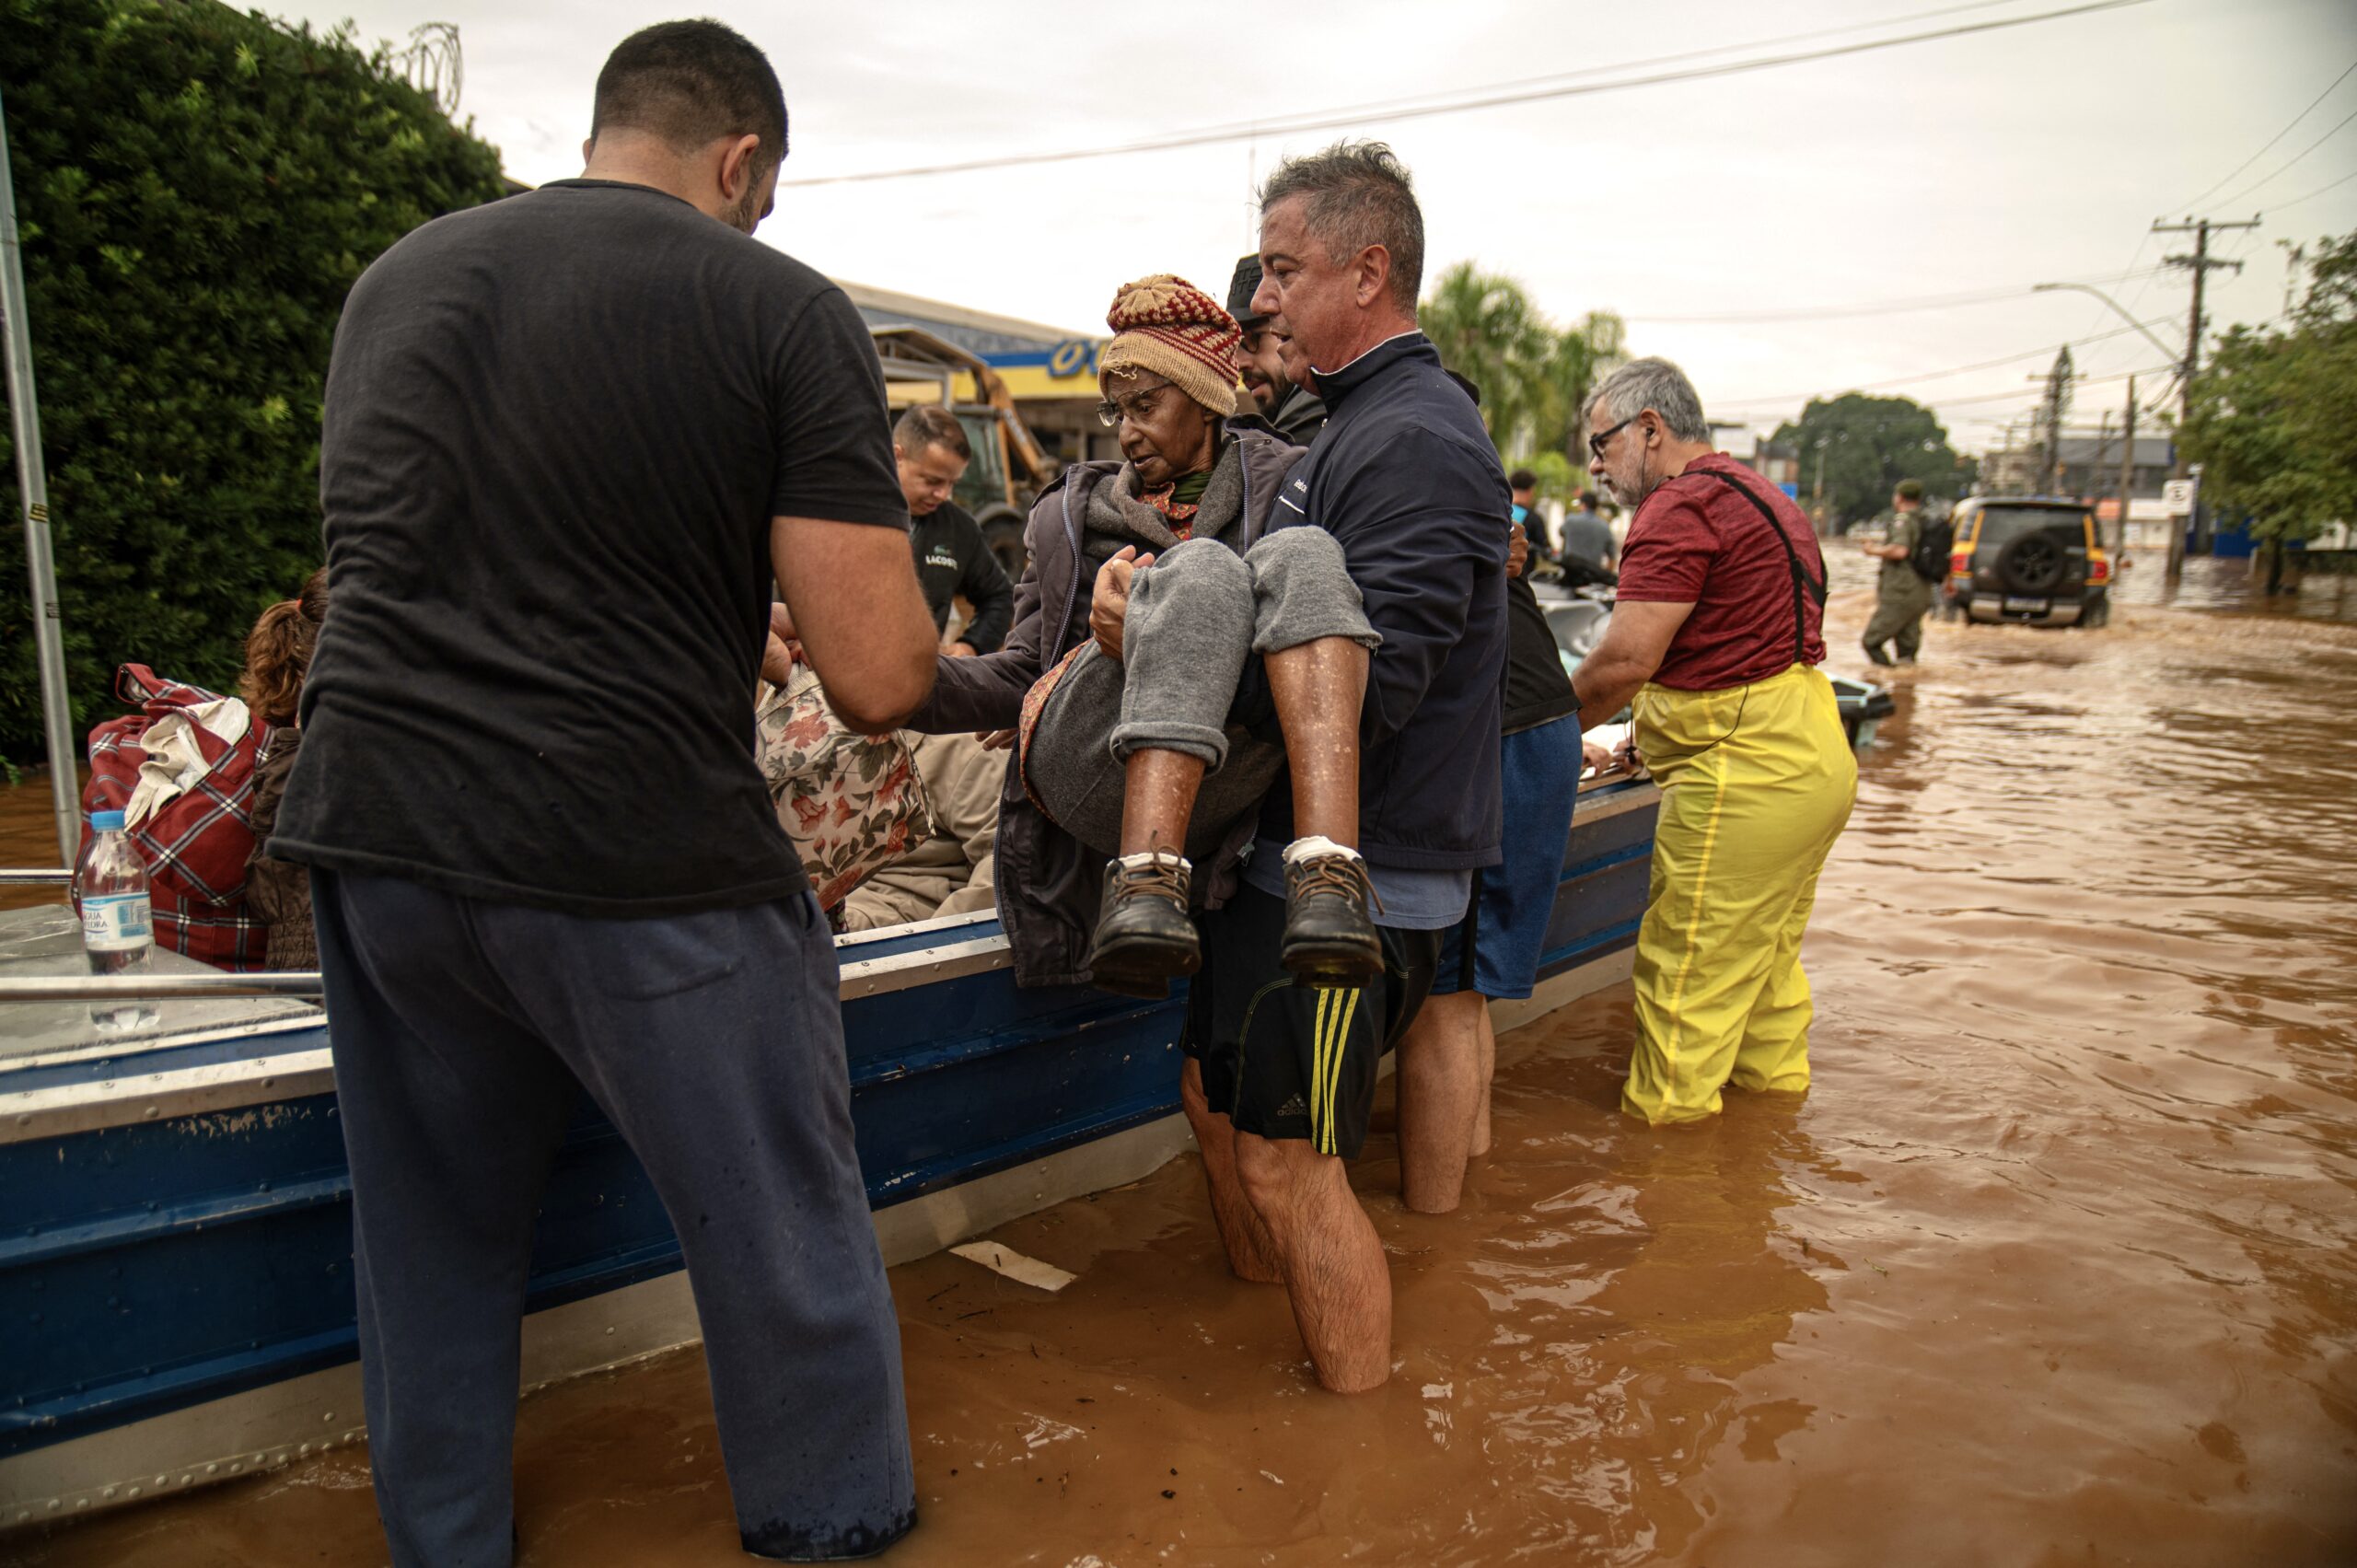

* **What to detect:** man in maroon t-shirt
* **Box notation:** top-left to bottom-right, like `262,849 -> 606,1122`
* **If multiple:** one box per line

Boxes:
1569,357 -> 1857,1126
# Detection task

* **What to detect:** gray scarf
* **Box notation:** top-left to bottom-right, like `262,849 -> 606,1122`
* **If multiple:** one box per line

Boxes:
1082,436 -> 1248,558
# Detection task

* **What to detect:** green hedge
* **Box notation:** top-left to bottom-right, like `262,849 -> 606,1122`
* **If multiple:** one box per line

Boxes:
0,0 -> 505,761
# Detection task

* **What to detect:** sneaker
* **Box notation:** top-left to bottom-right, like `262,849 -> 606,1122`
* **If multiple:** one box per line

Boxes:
1086,851 -> 1199,999
1861,640 -> 1894,668
1279,840 -> 1383,989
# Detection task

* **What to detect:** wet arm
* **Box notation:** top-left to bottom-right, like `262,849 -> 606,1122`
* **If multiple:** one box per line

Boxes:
1571,600 -> 1694,728
771,517 -> 937,733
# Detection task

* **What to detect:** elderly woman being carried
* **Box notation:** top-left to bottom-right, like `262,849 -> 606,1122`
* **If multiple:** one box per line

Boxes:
911,275 -> 1379,998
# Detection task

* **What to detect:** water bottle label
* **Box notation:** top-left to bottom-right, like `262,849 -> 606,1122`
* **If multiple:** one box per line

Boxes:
82,892 -> 153,952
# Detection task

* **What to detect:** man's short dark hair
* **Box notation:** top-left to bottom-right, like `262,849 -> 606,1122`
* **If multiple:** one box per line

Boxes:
593,21 -> 788,179
893,404 -> 972,462
1895,479 -> 1925,502
1576,489 -> 1598,510
1259,140 -> 1424,314
1507,468 -> 1538,492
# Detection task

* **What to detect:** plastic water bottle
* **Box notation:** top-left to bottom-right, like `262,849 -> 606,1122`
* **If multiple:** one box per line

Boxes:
77,809 -> 158,1033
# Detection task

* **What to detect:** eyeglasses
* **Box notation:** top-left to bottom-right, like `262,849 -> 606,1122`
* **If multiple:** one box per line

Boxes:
1587,416 -> 1639,461
1096,384 -> 1167,428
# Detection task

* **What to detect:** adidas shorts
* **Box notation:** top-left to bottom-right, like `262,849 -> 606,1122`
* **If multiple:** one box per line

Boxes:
1182,883 -> 1440,1158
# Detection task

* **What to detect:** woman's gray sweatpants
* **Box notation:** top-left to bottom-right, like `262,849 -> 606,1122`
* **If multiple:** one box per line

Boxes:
1028,529 -> 1376,860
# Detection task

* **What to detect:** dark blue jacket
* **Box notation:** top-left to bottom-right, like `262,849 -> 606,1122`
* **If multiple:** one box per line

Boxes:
1263,333 -> 1509,870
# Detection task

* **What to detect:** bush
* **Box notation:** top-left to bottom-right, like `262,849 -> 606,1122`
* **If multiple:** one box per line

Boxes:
0,0 -> 505,761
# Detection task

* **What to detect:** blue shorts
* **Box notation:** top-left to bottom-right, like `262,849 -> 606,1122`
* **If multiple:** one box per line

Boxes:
1434,714 -> 1582,1000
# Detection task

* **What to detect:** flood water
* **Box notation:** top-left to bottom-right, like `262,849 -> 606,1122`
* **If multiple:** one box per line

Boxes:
6,549 -> 2356,1566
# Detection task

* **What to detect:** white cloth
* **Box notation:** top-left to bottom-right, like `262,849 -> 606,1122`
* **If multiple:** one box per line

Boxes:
123,697 -> 251,830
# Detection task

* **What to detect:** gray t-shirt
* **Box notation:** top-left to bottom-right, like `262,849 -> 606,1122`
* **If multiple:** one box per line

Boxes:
1560,509 -> 1616,571
276,180 -> 910,915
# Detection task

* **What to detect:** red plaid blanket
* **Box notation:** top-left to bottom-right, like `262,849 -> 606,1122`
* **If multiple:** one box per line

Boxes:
82,664 -> 284,972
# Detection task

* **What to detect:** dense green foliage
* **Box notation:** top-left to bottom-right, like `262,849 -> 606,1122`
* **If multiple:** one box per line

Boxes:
2182,230 -> 2357,547
1,0 -> 505,760
1420,261 -> 1625,496
1771,392 -> 1971,532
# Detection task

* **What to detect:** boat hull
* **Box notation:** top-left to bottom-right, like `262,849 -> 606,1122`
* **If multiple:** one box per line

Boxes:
0,778 -> 1659,1528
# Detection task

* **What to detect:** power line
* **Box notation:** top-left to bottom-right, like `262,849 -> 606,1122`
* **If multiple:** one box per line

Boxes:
2261,166 -> 2357,216
1709,316 -> 2177,409
1064,0 -> 2045,154
777,0 -> 2154,188
2171,57 -> 2357,213
1627,267 -> 2166,325
2212,104 -> 2357,208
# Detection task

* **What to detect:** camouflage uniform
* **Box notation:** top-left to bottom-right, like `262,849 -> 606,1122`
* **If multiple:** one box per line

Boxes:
1863,509 -> 1934,661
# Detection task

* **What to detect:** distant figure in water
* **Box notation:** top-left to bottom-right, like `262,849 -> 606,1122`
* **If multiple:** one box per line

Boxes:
269,19 -> 935,1563
1572,357 -> 1857,1126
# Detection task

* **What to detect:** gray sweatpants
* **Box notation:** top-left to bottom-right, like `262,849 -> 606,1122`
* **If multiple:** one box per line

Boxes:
1028,530 -> 1377,861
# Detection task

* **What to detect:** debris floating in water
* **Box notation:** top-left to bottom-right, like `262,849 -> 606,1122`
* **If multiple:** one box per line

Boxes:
948,1240 -> 1077,1292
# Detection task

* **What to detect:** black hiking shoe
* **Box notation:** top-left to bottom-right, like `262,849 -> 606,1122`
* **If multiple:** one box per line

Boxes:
1086,853 -> 1199,999
1862,639 -> 1894,668
1280,847 -> 1383,989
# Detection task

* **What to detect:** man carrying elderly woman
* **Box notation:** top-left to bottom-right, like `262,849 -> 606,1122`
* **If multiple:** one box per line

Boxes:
909,273 -> 1381,999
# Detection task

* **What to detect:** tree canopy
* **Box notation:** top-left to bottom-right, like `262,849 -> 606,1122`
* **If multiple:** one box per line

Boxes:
1,0 -> 505,761
1771,393 -> 1971,532
1419,261 -> 1623,497
2181,229 -> 2357,546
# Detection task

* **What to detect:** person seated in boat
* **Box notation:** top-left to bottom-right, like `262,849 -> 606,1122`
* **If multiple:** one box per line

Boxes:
244,568 -> 330,969
837,729 -> 1002,931
880,273 -> 1383,995
79,571 -> 328,972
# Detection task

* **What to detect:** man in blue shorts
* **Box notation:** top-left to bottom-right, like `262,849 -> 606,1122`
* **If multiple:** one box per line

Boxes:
1395,523 -> 1599,1211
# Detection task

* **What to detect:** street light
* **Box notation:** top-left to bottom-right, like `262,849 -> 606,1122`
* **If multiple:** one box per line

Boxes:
2029,282 -> 2182,365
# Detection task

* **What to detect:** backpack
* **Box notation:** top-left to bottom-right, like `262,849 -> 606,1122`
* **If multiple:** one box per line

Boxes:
1909,515 -> 1954,583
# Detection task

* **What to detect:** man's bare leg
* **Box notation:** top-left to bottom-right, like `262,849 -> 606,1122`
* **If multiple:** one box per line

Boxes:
1395,989 -> 1485,1214
1469,1004 -> 1498,1157
1119,748 -> 1205,855
1260,637 -> 1367,843
1178,1060 -> 1281,1283
1232,1132 -> 1390,1392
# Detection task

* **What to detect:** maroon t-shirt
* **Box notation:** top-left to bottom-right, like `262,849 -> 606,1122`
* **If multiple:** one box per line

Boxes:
1614,454 -> 1828,691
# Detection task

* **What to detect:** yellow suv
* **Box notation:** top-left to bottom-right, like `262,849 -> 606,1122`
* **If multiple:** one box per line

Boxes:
1949,497 -> 2111,628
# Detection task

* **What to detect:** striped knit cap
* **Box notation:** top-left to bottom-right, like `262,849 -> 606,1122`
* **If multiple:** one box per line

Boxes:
1097,274 -> 1243,417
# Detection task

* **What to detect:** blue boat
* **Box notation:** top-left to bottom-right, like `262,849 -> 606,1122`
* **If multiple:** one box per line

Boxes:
0,772 -> 1662,1528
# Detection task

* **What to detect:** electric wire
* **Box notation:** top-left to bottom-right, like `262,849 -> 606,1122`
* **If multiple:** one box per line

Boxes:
1708,317 -> 2178,412
776,0 -> 2154,188
2212,104 -> 2357,209
2169,58 -> 2357,214
1627,267 -> 2166,325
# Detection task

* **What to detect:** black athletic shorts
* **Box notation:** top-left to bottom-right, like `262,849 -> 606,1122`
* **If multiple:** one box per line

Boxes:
1182,884 -> 1441,1158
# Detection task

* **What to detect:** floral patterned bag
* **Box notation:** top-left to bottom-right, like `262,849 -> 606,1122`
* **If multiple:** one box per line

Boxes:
754,668 -> 933,910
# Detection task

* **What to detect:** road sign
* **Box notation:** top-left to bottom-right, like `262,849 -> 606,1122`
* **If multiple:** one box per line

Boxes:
2163,479 -> 2197,517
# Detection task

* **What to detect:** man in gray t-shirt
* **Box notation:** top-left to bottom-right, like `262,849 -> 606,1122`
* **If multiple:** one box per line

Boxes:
1559,489 -> 1618,578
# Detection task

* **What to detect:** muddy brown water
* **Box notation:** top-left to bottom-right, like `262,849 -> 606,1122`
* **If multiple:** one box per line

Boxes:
6,550 -> 2355,1566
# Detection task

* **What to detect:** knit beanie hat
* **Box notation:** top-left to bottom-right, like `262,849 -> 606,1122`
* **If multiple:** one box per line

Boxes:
1097,274 -> 1243,418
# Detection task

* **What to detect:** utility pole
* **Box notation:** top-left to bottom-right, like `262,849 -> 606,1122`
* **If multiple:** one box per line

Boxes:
2091,410 -> 2112,508
2118,377 -> 2137,559
2153,215 -> 2258,579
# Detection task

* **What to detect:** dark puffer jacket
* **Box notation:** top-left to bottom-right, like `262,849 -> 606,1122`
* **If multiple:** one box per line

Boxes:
912,426 -> 1304,988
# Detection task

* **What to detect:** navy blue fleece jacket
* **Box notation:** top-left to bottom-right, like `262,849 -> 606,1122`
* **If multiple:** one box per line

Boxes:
1262,332 -> 1509,870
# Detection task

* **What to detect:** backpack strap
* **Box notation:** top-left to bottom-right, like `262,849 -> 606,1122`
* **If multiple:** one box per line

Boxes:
1689,468 -> 1827,668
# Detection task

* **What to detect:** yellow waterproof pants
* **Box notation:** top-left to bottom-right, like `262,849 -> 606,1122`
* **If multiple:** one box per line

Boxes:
1622,663 -> 1857,1125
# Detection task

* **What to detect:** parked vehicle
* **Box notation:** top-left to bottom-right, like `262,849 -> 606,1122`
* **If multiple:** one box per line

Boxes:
1948,496 -> 2111,627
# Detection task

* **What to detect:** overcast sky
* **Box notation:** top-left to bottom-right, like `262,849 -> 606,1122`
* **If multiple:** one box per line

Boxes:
297,0 -> 2356,456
